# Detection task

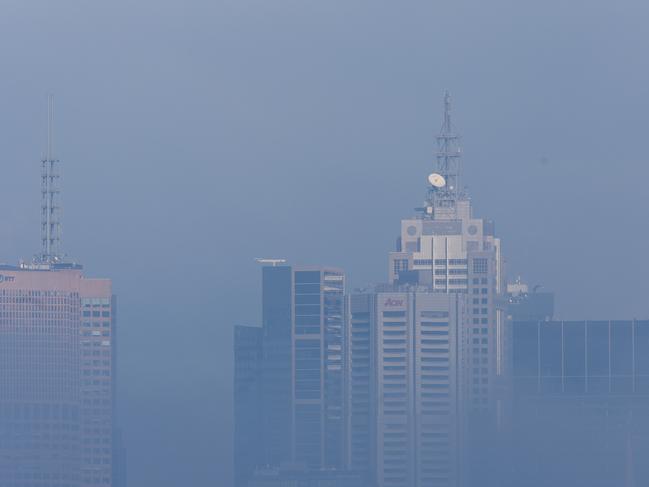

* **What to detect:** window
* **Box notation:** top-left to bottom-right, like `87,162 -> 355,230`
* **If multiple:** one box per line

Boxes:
394,259 -> 409,273
473,258 -> 488,274
383,311 -> 406,318
421,311 -> 448,318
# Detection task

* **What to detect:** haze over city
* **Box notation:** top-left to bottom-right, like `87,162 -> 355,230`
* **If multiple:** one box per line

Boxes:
1,1 -> 649,486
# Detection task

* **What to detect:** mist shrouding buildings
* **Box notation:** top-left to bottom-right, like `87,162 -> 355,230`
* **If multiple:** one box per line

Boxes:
235,94 -> 503,487
0,99 -> 124,487
508,319 -> 649,486
234,93 -> 649,487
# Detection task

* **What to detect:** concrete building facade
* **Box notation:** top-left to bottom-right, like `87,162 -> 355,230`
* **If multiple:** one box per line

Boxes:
346,289 -> 465,487
0,264 -> 119,487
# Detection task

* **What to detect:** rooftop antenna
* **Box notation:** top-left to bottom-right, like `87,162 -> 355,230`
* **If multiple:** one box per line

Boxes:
434,91 -> 463,203
38,94 -> 63,264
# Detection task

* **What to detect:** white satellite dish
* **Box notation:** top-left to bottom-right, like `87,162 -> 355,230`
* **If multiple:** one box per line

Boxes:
428,173 -> 446,188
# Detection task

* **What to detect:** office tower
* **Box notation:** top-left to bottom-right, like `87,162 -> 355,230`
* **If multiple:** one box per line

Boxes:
387,93 -> 506,421
235,264 -> 346,486
263,265 -> 345,468
0,264 -> 117,487
0,99 -> 120,487
345,289 -> 465,487
509,319 -> 649,486
383,93 -> 507,486
234,325 -> 263,487
259,265 -> 293,468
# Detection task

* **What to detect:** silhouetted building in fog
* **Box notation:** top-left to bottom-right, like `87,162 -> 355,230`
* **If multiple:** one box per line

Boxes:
234,325 -> 263,487
235,265 -> 346,487
346,288 -> 464,487
0,264 -> 120,487
509,319 -> 649,486
0,99 -> 123,487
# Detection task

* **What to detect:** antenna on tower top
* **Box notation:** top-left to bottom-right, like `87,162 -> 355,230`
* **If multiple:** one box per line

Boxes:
36,94 -> 64,265
434,91 -> 463,203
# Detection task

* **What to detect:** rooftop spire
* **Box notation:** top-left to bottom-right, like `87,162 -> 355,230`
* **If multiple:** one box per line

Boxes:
435,91 -> 463,201
37,94 -> 63,264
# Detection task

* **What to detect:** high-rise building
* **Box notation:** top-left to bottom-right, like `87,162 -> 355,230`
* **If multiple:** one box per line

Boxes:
509,319 -> 649,486
387,93 -> 506,422
235,264 -> 346,487
0,98 -> 121,487
345,288 -> 465,487
383,93 -> 507,485
234,325 -> 263,487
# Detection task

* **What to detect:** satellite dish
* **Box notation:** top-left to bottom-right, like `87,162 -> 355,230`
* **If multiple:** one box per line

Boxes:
428,173 -> 446,188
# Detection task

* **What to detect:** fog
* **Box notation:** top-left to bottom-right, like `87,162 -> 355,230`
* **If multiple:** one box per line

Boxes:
1,1 -> 648,486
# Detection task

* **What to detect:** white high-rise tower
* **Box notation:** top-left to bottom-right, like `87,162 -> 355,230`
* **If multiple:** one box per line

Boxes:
346,93 -> 508,487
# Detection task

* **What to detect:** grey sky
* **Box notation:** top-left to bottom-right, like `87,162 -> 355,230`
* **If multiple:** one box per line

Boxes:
1,0 -> 648,485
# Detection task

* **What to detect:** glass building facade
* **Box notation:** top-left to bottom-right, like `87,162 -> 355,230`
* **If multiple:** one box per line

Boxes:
512,320 -> 649,395
509,320 -> 649,486
235,265 -> 346,487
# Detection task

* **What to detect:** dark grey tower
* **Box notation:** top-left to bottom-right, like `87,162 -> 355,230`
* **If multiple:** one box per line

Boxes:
234,264 -> 346,486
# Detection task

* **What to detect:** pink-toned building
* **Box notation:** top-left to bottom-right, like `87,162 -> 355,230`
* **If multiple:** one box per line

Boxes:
0,263 -> 118,487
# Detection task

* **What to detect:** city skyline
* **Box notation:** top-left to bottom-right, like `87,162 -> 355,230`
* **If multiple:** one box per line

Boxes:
4,87 -> 649,487
2,2 -> 649,485
233,91 -> 649,486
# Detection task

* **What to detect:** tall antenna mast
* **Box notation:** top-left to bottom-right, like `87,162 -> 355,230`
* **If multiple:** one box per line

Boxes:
38,94 -> 63,264
435,91 -> 463,205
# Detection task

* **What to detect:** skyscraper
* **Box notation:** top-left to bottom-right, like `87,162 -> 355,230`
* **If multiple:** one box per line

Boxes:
384,93 -> 507,484
0,98 -> 121,487
345,289 -> 465,487
235,264 -> 346,487
387,92 -> 506,420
